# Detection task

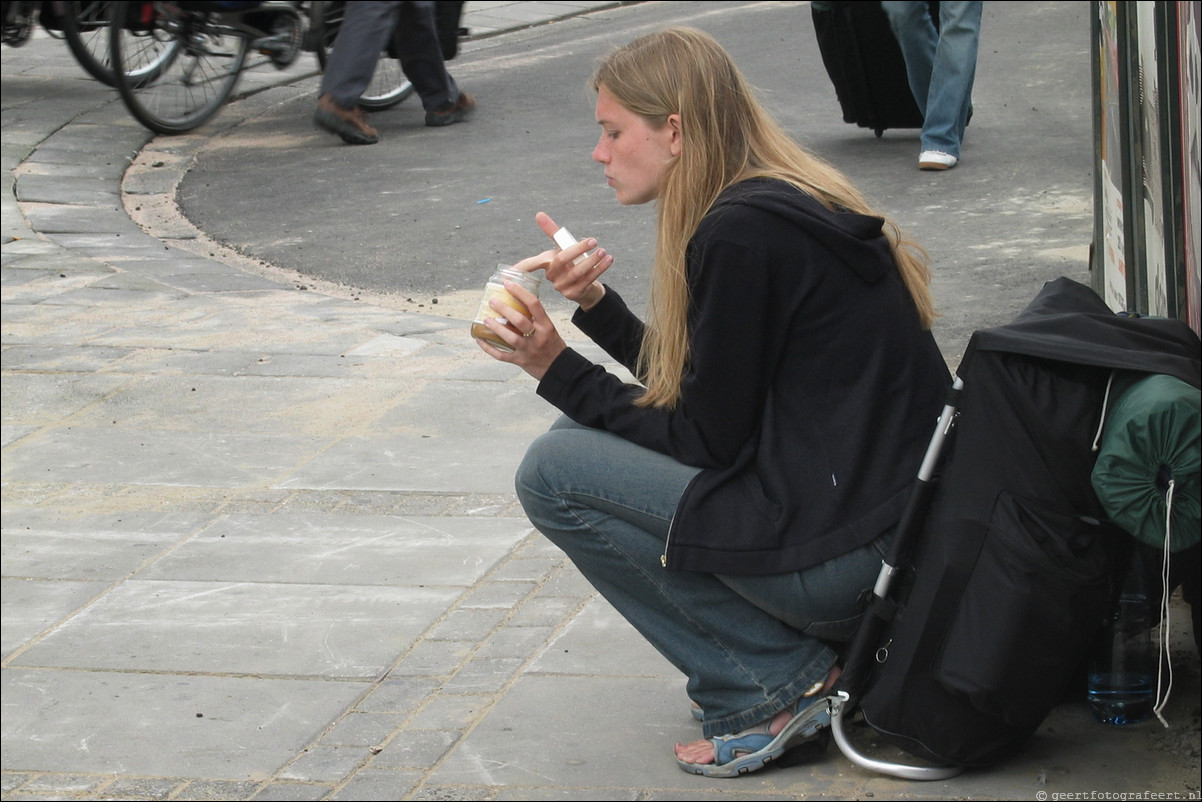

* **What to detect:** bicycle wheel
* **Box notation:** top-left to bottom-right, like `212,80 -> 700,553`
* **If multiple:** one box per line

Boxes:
109,1 -> 247,135
61,0 -> 175,87
309,0 -> 413,111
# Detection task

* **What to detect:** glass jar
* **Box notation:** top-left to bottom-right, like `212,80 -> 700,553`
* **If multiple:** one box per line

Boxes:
470,265 -> 542,352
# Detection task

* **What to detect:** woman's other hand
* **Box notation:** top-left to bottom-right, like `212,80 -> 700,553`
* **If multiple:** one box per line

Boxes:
535,211 -> 611,311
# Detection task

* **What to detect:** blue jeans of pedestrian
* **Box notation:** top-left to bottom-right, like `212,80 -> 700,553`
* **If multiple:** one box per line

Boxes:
882,0 -> 982,158
515,417 -> 892,739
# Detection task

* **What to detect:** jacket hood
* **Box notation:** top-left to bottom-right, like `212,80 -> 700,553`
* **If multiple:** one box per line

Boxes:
711,177 -> 893,283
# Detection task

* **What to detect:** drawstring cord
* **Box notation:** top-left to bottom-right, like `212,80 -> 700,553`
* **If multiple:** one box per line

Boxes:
1090,369 -> 1173,727
1152,480 -> 1174,728
1092,371 -> 1116,452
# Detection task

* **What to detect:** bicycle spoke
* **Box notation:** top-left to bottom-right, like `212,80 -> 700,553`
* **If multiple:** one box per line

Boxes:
111,2 -> 246,134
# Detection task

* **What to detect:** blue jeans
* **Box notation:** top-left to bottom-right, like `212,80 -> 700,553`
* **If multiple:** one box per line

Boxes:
515,418 -> 892,738
881,0 -> 982,157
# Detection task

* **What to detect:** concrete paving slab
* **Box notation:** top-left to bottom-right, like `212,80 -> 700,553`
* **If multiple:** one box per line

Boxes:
528,596 -> 679,678
33,283 -> 190,306
0,424 -> 39,448
350,677 -> 442,716
276,430 -> 532,495
0,235 -> 58,255
0,344 -> 135,373
105,348 -> 271,378
21,203 -> 137,235
0,372 -> 131,422
10,159 -> 132,180
0,668 -> 365,778
0,304 -> 126,346
327,768 -> 421,801
134,513 -> 534,588
13,174 -> 121,205
1,527 -> 183,582
61,374 -> 401,434
0,249 -> 116,273
1,427 -> 325,487
35,231 -> 179,253
0,578 -> 108,658
11,578 -> 461,677
277,745 -> 372,785
428,674 -> 693,788
138,267 -> 290,294
1,274 -> 129,306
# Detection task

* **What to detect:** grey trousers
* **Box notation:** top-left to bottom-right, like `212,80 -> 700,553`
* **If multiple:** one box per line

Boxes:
319,1 -> 458,112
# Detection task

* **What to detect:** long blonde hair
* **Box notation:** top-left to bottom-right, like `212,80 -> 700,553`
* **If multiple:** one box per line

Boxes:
591,27 -> 935,409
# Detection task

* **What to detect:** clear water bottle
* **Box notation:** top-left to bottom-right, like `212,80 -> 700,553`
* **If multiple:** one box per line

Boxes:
1087,549 -> 1155,725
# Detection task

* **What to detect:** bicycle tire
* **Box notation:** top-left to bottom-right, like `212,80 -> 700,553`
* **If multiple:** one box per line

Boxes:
61,1 -> 175,87
309,0 -> 413,111
60,1 -> 118,84
109,0 -> 247,135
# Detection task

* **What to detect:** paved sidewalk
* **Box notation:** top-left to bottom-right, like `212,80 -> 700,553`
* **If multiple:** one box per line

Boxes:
2,2 -> 1199,801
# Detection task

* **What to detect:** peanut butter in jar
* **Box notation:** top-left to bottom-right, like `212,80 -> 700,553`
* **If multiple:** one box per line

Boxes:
471,265 -> 542,351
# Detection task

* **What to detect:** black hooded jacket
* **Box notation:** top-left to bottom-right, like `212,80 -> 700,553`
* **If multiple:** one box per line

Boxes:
536,177 -> 951,575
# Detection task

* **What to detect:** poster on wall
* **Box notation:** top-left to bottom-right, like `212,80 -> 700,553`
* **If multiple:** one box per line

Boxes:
1096,1 -> 1127,312
1179,1 -> 1201,336
1095,0 -> 1200,330
1136,2 -> 1168,317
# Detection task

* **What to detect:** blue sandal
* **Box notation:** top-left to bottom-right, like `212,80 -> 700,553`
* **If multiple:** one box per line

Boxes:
676,695 -> 832,778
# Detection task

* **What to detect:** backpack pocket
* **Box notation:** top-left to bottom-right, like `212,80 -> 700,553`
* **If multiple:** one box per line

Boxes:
933,490 -> 1115,727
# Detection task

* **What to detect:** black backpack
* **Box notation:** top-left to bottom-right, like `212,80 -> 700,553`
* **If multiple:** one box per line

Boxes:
835,278 -> 1201,769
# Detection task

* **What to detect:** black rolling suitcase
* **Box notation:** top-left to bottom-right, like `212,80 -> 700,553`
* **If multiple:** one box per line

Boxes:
809,1 -> 931,137
828,278 -> 1202,778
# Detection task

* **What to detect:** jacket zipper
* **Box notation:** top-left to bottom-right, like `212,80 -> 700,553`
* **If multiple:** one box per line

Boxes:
662,508 -> 680,567
662,471 -> 701,567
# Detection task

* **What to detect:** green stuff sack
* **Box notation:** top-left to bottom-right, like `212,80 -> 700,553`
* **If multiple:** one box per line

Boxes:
1092,373 -> 1201,552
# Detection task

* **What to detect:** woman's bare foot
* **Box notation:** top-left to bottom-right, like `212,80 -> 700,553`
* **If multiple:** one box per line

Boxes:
675,665 -> 841,765
674,707 -> 793,764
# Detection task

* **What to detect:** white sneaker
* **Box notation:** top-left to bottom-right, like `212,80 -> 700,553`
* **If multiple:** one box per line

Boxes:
919,150 -> 958,171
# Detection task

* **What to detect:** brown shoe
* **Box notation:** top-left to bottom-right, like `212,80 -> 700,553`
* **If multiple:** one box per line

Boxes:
314,94 -> 378,145
425,91 -> 476,127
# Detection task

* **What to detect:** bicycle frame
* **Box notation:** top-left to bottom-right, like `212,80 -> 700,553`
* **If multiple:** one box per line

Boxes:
159,1 -> 303,60
109,0 -> 309,134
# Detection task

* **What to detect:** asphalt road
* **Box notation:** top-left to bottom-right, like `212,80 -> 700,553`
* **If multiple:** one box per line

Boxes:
177,0 -> 1095,367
